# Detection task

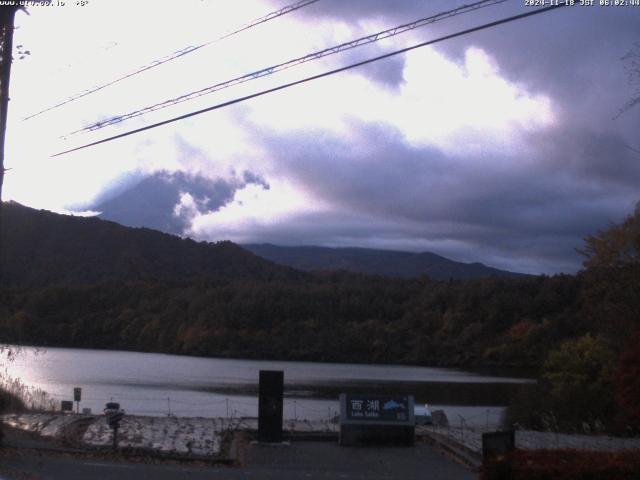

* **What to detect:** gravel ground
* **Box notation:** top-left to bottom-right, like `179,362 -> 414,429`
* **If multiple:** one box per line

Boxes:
5,413 -> 640,461
3,413 -> 85,438
2,414 -> 339,458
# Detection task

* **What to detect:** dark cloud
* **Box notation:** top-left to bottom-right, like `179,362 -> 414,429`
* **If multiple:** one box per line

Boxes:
293,0 -> 464,25
242,170 -> 270,189
91,169 -> 267,235
337,46 -> 406,90
294,0 -> 639,132
231,1 -> 639,274
232,111 -> 639,274
435,5 -> 640,134
89,2 -> 640,275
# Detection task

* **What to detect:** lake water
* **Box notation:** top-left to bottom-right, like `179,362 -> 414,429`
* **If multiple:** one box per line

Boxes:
4,347 -> 533,428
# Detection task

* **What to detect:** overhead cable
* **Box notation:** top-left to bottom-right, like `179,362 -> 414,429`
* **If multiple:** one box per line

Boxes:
23,0 -> 319,121
52,2 -> 571,158
66,0 -> 509,137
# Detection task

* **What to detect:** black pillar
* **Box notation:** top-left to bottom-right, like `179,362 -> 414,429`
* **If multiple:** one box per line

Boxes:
258,370 -> 284,443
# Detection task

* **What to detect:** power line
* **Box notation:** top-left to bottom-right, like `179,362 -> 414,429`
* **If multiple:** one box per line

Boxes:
22,0 -> 319,121
52,2 -> 571,158
67,0 -> 508,137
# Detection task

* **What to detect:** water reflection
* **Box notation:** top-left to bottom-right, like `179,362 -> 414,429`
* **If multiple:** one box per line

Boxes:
5,346 -> 533,427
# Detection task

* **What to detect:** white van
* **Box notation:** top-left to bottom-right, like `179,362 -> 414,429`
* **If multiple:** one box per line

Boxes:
414,404 -> 433,425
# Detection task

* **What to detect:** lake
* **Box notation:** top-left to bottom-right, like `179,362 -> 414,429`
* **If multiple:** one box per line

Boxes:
4,347 -> 533,428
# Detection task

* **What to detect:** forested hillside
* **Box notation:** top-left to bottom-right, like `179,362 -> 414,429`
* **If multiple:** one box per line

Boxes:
0,273 -> 583,367
0,202 -> 302,286
0,201 -> 638,371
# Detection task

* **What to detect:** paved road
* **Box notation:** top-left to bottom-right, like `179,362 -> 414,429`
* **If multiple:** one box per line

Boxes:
0,441 -> 476,480
245,440 -> 475,479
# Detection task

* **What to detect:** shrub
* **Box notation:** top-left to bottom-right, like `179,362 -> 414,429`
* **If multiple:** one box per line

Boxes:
481,449 -> 640,480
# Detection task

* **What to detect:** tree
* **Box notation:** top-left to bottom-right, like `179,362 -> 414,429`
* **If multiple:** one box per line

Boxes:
580,202 -> 640,270
578,203 -> 640,343
615,331 -> 640,429
541,334 -> 617,432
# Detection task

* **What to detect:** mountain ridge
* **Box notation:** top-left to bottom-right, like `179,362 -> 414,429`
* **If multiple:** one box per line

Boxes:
0,202 -> 301,287
0,202 -> 524,286
243,243 -> 526,280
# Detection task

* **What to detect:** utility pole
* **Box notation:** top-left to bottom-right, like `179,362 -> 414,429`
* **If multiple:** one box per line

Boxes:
0,5 -> 18,287
0,5 -> 17,202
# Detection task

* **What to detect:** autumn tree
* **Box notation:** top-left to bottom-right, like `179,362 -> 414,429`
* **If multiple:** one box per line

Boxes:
541,334 -> 617,432
579,203 -> 640,344
580,202 -> 640,270
616,331 -> 640,430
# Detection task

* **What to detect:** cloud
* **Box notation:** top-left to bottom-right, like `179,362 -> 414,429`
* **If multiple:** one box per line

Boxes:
8,0 -> 639,276
180,38 -> 639,274
92,169 -> 269,235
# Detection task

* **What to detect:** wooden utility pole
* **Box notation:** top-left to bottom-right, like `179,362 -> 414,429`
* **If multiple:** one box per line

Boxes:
0,5 -> 18,285
0,6 -> 17,202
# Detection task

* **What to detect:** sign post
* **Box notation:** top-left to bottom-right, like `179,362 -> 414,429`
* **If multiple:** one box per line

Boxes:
339,393 -> 415,446
74,387 -> 82,414
104,402 -> 125,452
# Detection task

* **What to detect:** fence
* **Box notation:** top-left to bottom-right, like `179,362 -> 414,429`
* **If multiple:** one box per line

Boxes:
41,390 -> 341,422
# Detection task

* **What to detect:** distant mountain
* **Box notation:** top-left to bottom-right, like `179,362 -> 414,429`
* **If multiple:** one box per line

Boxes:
243,244 -> 526,280
92,171 -> 193,235
92,170 -> 263,236
0,202 -> 301,287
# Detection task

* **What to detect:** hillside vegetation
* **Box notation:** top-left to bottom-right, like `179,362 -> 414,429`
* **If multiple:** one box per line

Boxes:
0,202 -> 302,287
0,201 -> 637,372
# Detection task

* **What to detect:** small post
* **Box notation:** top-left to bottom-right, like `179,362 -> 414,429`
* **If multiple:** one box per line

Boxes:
294,400 -> 297,421
112,425 -> 118,451
226,398 -> 229,418
104,402 -> 124,453
167,397 -> 171,416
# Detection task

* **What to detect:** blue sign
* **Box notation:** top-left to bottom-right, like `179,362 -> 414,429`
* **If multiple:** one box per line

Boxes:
345,395 -> 411,422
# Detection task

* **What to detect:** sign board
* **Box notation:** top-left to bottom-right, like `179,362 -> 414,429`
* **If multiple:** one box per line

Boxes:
344,395 -> 411,422
61,400 -> 73,412
107,411 -> 125,428
339,394 -> 415,446
73,387 -> 82,402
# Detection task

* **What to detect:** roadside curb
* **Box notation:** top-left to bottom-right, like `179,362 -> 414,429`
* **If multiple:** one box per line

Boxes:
420,431 -> 482,470
287,432 -> 339,441
3,441 -> 87,455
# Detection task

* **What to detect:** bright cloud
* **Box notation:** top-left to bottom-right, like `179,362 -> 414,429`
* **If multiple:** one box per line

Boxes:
246,45 -> 556,157
188,180 -> 330,243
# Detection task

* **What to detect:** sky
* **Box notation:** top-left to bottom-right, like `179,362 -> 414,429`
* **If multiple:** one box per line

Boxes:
4,0 -> 640,275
